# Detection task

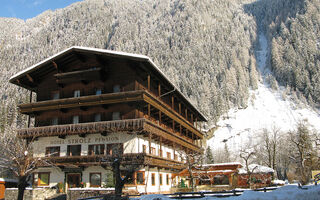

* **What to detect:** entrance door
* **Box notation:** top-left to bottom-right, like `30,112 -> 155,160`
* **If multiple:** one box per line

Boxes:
67,174 -> 81,188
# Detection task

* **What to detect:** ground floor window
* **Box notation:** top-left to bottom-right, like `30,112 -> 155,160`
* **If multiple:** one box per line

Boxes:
33,172 -> 50,186
166,174 -> 170,185
151,173 -> 156,186
136,172 -> 145,185
159,174 -> 163,185
90,173 -> 101,187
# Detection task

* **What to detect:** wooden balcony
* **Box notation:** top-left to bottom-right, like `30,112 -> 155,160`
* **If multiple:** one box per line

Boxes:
18,89 -> 203,138
42,153 -> 185,170
18,90 -> 145,114
17,118 -> 201,152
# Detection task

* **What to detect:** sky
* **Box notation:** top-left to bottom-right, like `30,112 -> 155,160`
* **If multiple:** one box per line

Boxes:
0,0 -> 83,20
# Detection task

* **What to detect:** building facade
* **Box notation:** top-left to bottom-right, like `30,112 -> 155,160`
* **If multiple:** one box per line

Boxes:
9,47 -> 207,194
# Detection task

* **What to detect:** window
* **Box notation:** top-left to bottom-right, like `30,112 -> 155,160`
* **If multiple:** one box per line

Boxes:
90,173 -> 101,187
94,114 -> 101,122
67,145 -> 81,156
166,174 -> 169,185
51,117 -> 58,125
151,173 -> 155,186
151,147 -> 156,155
107,143 -> 123,155
112,112 -> 121,120
38,172 -> 50,186
174,154 -> 178,160
73,115 -> 79,124
74,90 -> 80,97
95,88 -> 102,95
88,144 -> 105,155
159,174 -> 163,185
45,146 -> 60,157
113,85 -> 121,93
136,172 -> 145,185
125,173 -> 135,185
213,175 -> 229,185
167,152 -> 171,159
52,91 -> 60,100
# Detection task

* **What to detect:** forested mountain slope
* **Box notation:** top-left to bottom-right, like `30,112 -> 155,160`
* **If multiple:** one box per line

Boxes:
0,0 -> 319,134
0,0 -> 258,131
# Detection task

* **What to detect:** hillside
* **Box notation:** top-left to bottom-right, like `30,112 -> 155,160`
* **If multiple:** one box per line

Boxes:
0,0 -> 319,136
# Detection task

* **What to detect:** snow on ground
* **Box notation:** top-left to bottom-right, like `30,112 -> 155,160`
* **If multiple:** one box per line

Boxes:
134,185 -> 320,200
208,33 -> 320,156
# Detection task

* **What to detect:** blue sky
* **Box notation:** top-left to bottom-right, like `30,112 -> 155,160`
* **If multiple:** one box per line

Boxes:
0,0 -> 83,20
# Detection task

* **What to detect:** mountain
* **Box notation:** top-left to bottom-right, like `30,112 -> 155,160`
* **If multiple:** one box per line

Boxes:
208,33 -> 320,163
0,0 -> 319,137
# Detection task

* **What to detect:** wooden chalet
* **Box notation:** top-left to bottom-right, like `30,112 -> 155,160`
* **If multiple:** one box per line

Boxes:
9,46 -> 207,193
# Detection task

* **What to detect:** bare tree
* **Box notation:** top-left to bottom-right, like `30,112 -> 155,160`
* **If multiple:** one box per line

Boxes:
101,143 -> 143,199
259,127 -> 280,179
179,150 -> 203,191
0,127 -> 50,200
240,148 -> 257,188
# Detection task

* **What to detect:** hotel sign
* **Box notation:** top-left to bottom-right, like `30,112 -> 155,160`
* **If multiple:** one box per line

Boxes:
49,136 -> 120,145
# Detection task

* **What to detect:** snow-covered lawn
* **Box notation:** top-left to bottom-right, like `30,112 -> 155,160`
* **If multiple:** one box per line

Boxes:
136,185 -> 320,200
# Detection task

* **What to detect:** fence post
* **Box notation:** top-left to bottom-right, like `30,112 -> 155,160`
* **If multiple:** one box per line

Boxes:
264,187 -> 266,192
233,189 -> 236,196
200,192 -> 204,197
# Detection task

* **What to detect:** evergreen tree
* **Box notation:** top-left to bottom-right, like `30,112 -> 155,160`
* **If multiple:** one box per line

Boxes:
205,146 -> 214,164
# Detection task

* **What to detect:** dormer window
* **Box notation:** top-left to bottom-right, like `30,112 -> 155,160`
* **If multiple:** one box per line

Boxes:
74,90 -> 80,97
94,114 -> 101,122
52,91 -> 60,100
113,85 -> 121,93
95,88 -> 102,95
73,115 -> 79,124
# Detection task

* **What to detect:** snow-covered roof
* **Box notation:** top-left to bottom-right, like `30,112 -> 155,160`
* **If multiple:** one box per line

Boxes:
238,164 -> 274,174
202,162 -> 242,167
0,178 -> 18,182
9,46 -> 207,121
193,169 -> 235,174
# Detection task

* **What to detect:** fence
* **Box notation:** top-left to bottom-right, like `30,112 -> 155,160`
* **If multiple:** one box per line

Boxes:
78,187 -> 279,200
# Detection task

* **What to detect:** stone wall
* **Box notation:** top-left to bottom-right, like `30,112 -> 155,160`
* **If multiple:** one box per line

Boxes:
5,188 -> 58,200
67,188 -> 114,200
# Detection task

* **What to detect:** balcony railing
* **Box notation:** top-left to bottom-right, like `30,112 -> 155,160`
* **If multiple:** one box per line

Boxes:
41,153 -> 185,170
18,118 -> 201,152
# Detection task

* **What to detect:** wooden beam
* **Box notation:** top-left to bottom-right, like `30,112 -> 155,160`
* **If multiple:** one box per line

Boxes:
149,133 -> 152,154
26,74 -> 34,83
158,84 -> 161,97
159,111 -> 161,124
171,96 -> 174,109
185,109 -> 188,120
179,103 -> 181,114
148,104 -> 151,116
147,75 -> 150,91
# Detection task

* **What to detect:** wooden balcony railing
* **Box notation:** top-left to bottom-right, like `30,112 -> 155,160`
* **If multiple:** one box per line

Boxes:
17,118 -> 201,152
41,153 -> 185,170
18,90 -> 145,114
